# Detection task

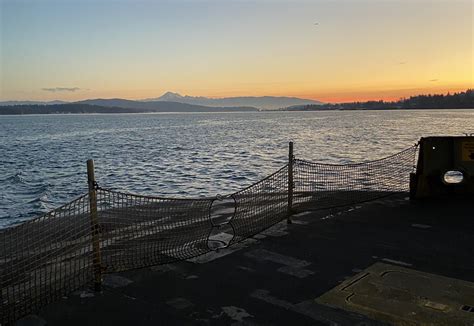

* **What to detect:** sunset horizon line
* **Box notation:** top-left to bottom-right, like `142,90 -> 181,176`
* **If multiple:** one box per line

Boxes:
2,86 -> 472,105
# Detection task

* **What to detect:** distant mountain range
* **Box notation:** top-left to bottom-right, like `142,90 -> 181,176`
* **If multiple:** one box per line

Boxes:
0,92 -> 322,111
74,98 -> 257,112
2,90 -> 471,114
143,92 -> 322,110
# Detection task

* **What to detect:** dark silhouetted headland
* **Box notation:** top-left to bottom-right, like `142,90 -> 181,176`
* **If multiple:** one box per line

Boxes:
0,102 -> 258,115
283,89 -> 474,111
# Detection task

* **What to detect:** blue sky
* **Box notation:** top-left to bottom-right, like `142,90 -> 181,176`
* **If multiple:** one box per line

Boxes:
1,0 -> 472,102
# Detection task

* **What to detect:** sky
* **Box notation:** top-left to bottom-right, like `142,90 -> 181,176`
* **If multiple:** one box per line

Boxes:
0,0 -> 472,103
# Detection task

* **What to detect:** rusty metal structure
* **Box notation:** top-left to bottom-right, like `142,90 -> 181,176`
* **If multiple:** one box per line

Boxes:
410,136 -> 474,198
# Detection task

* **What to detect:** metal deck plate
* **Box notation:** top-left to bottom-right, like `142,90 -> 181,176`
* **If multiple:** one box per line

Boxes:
316,263 -> 474,326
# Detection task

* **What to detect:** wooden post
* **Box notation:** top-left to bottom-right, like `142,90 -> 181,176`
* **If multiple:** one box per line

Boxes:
287,142 -> 294,224
87,159 -> 102,291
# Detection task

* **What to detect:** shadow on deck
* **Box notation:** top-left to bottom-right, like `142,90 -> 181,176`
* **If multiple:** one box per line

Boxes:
31,194 -> 474,326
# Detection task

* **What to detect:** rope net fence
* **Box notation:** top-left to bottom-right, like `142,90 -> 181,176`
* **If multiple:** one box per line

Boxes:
0,144 -> 418,324
229,165 -> 289,245
0,195 -> 93,325
96,189 -> 213,272
293,146 -> 418,211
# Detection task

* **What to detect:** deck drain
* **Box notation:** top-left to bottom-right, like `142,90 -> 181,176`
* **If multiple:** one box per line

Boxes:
461,305 -> 474,313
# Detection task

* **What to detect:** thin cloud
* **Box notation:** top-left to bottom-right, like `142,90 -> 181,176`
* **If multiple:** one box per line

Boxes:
41,87 -> 82,92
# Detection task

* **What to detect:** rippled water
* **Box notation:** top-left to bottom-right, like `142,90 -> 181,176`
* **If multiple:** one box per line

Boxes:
1,110 -> 473,227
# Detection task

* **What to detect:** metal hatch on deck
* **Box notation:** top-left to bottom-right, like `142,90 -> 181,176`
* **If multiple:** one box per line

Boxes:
316,262 -> 474,326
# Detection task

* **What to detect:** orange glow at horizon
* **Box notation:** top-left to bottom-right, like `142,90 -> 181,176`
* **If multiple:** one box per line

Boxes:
7,84 -> 472,104
296,86 -> 474,103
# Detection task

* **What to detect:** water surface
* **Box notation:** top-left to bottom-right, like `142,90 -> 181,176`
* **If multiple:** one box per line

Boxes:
1,110 -> 473,227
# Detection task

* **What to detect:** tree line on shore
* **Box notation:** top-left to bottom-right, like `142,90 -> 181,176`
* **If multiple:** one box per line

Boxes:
286,89 -> 474,111
0,104 -> 142,115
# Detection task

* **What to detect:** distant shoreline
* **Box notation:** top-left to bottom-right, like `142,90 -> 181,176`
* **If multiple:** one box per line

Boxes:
277,89 -> 473,111
1,89 -> 472,114
0,103 -> 258,115
1,107 -> 474,116
278,107 -> 474,112
0,111 -> 263,116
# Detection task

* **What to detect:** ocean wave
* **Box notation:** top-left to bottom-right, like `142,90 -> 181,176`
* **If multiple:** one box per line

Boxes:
1,171 -> 25,184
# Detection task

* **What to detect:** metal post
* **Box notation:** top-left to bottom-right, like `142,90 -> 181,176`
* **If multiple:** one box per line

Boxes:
87,159 -> 102,291
287,142 -> 294,224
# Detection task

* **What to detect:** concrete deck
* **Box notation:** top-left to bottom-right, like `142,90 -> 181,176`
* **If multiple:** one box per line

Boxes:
26,195 -> 474,326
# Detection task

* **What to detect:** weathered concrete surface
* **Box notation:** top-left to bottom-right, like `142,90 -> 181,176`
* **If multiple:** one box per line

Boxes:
34,195 -> 474,325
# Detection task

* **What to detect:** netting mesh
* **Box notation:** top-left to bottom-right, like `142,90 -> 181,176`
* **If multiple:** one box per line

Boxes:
293,146 -> 418,211
0,144 -> 418,324
229,165 -> 289,244
0,195 -> 93,325
96,189 -> 213,272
